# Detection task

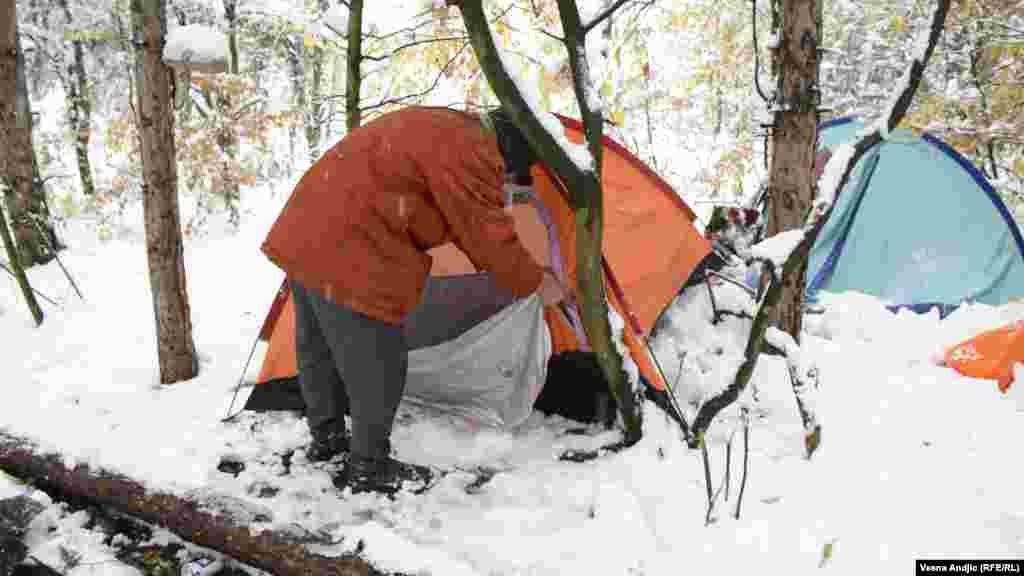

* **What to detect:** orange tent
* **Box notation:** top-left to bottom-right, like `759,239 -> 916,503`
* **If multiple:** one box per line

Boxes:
251,115 -> 711,415
944,321 -> 1024,393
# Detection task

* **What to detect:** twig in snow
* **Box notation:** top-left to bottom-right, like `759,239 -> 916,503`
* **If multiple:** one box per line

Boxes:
704,276 -> 720,323
734,408 -> 750,520
701,436 -> 715,526
705,427 -> 737,526
25,554 -> 65,576
707,269 -> 757,298
724,432 -> 732,502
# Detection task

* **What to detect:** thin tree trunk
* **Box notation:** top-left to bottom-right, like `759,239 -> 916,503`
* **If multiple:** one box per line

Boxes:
558,1 -> 641,440
225,0 -> 239,72
346,0 -> 364,132
0,194 -> 43,326
764,0 -> 820,338
305,2 -> 328,164
691,0 -> 952,447
59,0 -> 96,197
457,0 -> 642,441
131,0 -> 198,384
220,0 -> 240,225
286,36 -> 305,169
986,141 -> 999,180
969,32 -> 999,181
3,10 -> 57,267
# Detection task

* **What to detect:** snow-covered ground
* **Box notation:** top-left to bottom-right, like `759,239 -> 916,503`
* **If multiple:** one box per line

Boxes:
2,187 -> 1023,575
1,471 -> 138,575
0,469 -> 253,575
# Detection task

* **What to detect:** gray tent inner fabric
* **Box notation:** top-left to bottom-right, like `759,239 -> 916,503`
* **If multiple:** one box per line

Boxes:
404,291 -> 551,428
240,273 -> 548,428
402,274 -> 518,350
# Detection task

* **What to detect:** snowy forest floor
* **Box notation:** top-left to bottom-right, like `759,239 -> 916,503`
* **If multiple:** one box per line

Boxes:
2,187 -> 1023,575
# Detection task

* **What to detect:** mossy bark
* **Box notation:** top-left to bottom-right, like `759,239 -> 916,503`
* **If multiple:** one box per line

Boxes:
456,0 -> 641,440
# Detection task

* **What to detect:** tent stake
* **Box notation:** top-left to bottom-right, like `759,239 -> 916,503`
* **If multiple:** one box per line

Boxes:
221,334 -> 260,422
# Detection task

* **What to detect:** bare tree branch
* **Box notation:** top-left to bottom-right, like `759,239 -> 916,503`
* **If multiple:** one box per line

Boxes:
455,0 -> 644,439
582,0 -> 632,34
688,0 -> 953,447
353,42 -> 472,114
361,35 -> 469,62
538,27 -> 566,43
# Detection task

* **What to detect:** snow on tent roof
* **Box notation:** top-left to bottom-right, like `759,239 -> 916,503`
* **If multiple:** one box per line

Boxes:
806,117 -> 1024,316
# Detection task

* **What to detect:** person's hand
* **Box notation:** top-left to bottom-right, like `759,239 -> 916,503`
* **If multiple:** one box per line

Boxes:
538,269 -> 572,307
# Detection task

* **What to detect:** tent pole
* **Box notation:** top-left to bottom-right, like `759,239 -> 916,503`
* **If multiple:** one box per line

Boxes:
643,335 -> 691,442
221,334 -> 261,423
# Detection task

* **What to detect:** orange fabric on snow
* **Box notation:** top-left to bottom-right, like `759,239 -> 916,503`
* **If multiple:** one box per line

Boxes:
944,321 -> 1023,393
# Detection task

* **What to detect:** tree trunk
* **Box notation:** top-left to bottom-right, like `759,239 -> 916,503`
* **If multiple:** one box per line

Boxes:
346,0 -> 364,132
557,0 -> 641,441
456,0 -> 642,440
2,9 -> 57,268
691,0 -> 953,447
304,1 -> 328,164
0,2 -> 43,326
59,0 -> 96,197
219,0 -> 241,225
764,0 -> 820,338
0,194 -> 43,327
286,36 -> 305,170
131,0 -> 199,385
225,0 -> 239,73
0,431 -> 372,575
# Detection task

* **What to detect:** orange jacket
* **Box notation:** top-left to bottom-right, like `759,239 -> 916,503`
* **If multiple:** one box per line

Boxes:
261,106 -> 544,325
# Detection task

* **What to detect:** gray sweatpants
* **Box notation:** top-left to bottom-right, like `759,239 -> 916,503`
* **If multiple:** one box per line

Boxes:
291,280 -> 408,461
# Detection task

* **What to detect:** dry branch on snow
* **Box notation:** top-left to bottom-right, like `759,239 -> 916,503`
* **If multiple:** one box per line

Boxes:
0,430 -> 372,576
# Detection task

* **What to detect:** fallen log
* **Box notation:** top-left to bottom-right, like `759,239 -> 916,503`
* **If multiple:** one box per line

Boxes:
0,430 -> 372,576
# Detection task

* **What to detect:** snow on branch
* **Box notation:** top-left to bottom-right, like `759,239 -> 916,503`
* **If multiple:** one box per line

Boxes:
747,229 -> 805,281
452,0 -> 594,178
764,326 -> 800,361
807,0 -> 952,232
688,0 -> 952,449
582,0 -> 636,33
765,327 -> 821,458
490,30 -> 594,172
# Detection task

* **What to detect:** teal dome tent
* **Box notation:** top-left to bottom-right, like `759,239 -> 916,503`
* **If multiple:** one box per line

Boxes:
806,118 -> 1024,316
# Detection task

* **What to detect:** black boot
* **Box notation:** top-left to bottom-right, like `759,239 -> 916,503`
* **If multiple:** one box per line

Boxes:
333,456 -> 433,496
306,418 -> 350,462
